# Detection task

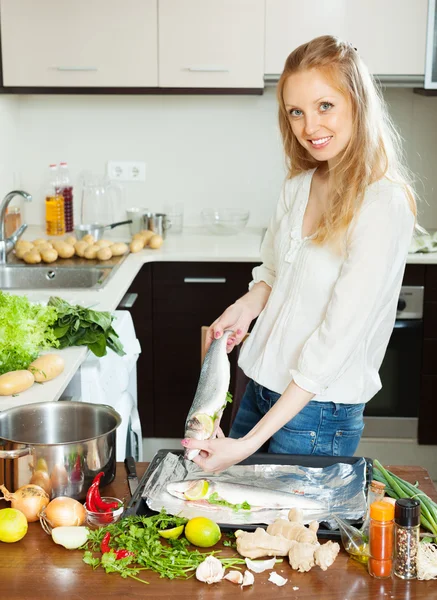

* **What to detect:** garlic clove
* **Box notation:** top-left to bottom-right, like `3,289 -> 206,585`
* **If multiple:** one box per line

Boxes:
241,570 -> 255,587
195,556 -> 225,584
224,570 -> 244,584
245,557 -> 277,573
268,572 -> 288,587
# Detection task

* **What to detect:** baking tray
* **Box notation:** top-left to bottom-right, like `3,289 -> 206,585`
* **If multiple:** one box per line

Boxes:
124,450 -> 373,539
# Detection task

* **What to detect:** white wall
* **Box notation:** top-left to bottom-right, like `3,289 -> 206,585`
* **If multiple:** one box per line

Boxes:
0,95 -> 19,200
2,86 -> 437,229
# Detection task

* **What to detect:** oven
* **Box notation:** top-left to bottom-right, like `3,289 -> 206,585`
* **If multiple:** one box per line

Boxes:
363,285 -> 424,438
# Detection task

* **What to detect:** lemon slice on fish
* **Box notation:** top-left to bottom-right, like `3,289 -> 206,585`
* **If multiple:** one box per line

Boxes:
193,413 -> 215,437
184,479 -> 210,501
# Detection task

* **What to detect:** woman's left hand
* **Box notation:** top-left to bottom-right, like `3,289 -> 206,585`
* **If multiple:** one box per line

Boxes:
181,436 -> 255,473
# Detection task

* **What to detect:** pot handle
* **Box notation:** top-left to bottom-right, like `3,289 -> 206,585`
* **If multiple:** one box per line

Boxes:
0,446 -> 32,459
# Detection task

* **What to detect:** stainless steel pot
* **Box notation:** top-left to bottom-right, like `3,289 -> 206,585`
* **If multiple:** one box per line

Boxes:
75,220 -> 132,241
0,401 -> 121,500
142,212 -> 171,239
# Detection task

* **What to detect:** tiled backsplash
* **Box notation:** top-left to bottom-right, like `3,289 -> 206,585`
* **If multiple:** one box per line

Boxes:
0,87 -> 436,229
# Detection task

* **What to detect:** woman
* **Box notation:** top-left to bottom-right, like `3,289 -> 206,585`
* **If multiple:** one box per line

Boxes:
182,35 -> 416,472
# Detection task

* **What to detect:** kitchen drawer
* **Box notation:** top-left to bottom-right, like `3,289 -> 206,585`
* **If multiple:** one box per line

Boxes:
424,265 -> 437,301
421,339 -> 437,375
423,301 -> 437,339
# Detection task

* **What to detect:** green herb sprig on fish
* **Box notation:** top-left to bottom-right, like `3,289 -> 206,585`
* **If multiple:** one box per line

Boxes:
82,509 -> 245,584
207,492 -> 251,511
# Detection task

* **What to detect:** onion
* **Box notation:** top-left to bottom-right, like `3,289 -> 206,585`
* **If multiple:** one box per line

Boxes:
40,496 -> 87,531
0,484 -> 50,523
30,469 -> 53,496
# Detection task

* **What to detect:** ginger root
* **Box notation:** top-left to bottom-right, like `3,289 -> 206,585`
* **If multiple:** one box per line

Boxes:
289,540 -> 317,572
235,527 -> 292,559
314,540 -> 340,571
288,539 -> 340,573
267,507 -> 319,545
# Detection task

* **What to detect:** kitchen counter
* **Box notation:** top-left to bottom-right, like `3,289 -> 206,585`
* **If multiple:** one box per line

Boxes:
0,462 -> 436,599
0,224 -> 435,411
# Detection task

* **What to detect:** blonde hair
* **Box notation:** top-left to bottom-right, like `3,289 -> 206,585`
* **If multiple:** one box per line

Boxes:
277,35 -> 417,245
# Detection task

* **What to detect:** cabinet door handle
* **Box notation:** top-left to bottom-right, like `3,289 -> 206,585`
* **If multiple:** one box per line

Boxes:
184,66 -> 229,73
117,292 -> 138,309
184,277 -> 226,284
54,66 -> 98,72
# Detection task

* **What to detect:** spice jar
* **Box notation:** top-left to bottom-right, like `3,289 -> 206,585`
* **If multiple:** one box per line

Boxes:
394,498 -> 420,579
368,500 -> 395,579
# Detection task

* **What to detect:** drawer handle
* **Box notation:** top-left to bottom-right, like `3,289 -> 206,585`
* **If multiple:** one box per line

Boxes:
117,292 -> 138,309
184,66 -> 229,73
184,277 -> 226,284
54,66 -> 98,72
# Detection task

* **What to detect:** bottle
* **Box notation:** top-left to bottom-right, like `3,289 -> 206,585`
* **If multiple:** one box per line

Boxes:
394,498 -> 420,579
45,164 -> 65,236
368,501 -> 395,579
57,161 -> 74,233
361,480 -> 386,540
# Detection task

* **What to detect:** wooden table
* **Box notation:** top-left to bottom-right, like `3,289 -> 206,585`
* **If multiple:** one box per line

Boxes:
1,463 -> 436,599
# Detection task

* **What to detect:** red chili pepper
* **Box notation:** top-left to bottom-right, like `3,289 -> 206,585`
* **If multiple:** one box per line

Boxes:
100,532 -> 134,560
86,472 -> 119,513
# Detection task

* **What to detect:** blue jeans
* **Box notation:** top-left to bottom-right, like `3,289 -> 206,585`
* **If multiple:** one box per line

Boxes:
229,380 -> 365,456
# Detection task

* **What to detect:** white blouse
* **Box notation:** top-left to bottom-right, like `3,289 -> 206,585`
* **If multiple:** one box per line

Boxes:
238,169 -> 415,405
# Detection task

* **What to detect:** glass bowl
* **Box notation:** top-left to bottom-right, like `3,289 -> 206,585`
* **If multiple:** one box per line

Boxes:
84,496 -> 124,527
200,209 -> 250,235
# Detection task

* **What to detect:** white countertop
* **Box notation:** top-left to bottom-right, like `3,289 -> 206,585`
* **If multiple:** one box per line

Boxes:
0,224 -> 435,411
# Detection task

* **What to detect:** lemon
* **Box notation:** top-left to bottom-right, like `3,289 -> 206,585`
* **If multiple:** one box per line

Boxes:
0,508 -> 28,543
193,413 -> 214,437
158,525 -> 185,540
184,517 -> 221,548
184,479 -> 209,501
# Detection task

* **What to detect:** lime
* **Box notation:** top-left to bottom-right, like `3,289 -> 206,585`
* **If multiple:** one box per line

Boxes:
193,413 -> 214,437
158,525 -> 185,540
184,517 -> 221,548
0,508 -> 28,543
184,479 -> 209,501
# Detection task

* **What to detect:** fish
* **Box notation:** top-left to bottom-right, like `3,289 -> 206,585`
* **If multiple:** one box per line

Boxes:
166,479 -> 326,512
183,329 -> 233,461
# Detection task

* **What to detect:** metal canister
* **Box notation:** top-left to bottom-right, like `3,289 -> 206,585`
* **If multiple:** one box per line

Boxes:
141,212 -> 172,238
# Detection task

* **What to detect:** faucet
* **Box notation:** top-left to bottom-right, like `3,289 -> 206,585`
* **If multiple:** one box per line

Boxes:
0,190 -> 32,264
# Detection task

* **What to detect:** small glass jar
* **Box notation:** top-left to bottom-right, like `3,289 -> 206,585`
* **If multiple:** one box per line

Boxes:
394,498 -> 421,579
362,480 -> 386,540
368,501 -> 395,579
5,206 -> 21,237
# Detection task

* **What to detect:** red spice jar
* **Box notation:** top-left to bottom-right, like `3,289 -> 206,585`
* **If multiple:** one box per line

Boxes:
368,501 -> 395,579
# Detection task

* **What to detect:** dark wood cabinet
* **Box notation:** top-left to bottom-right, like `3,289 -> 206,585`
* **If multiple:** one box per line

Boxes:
125,261 -> 258,439
419,264 -> 437,444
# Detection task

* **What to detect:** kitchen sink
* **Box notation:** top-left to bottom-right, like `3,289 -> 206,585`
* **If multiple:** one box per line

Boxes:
0,265 -> 114,289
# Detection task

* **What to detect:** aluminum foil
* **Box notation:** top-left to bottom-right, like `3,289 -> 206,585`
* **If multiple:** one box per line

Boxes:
143,452 -> 368,528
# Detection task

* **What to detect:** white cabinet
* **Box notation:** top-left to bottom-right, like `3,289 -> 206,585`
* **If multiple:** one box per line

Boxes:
265,0 -> 427,77
0,0 -> 158,87
158,0 -> 265,88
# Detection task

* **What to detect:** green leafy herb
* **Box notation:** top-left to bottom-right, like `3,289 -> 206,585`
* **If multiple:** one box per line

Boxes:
48,296 -> 125,357
82,509 -> 245,584
207,492 -> 251,511
0,291 -> 59,375
225,391 -> 233,404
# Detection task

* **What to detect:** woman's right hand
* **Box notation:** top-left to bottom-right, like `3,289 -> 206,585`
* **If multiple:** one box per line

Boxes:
205,301 -> 253,354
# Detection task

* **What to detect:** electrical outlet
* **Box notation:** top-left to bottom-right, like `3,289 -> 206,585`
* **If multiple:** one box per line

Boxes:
107,160 -> 147,182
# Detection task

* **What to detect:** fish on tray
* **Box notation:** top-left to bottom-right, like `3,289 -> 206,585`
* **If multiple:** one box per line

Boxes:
183,329 -> 233,461
166,479 -> 326,513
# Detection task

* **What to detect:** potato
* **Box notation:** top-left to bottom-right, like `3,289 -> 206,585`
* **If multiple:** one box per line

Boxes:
82,234 -> 95,245
0,370 -> 35,396
149,234 -> 164,249
15,241 -> 34,259
64,236 -> 77,245
15,240 -> 34,251
23,249 -> 42,264
110,242 -> 128,256
28,354 -> 65,383
56,242 -> 75,259
129,239 -> 144,253
40,248 -> 58,263
140,230 -> 155,245
37,242 -> 53,252
95,239 -> 112,248
97,246 -> 113,261
74,241 -> 89,257
32,238 -> 48,246
83,245 -> 99,259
